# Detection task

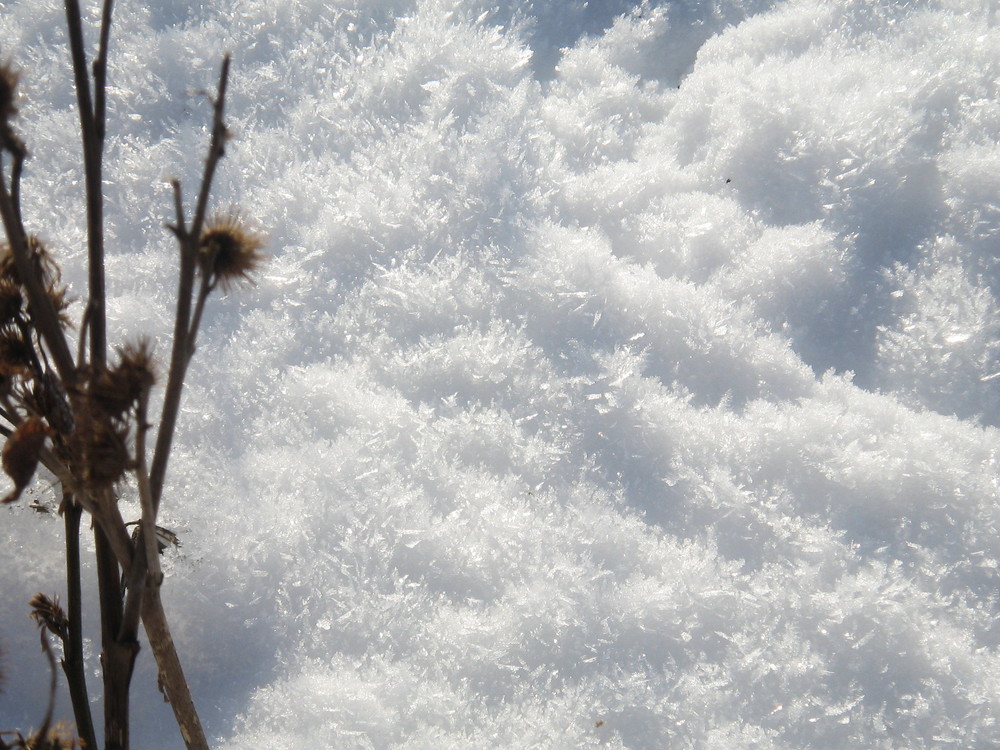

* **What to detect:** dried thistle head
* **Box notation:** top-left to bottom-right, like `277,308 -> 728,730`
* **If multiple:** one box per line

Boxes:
0,327 -> 34,377
0,236 -> 61,288
198,211 -> 266,291
27,371 -> 73,435
0,280 -> 22,326
1,417 -> 51,504
92,338 -> 155,419
29,593 -> 68,643
1,724 -> 79,750
0,238 -> 72,331
68,412 -> 130,491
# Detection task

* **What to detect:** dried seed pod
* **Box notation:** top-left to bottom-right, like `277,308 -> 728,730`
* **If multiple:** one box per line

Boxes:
29,593 -> 68,643
71,413 -> 130,490
0,279 -> 22,325
0,326 -> 34,377
31,371 -> 73,435
1,417 -> 51,503
0,237 -> 67,329
91,338 -> 155,419
198,211 -> 266,291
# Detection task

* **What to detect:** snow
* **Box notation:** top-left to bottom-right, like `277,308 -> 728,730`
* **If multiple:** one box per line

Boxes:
2,0 -> 1000,747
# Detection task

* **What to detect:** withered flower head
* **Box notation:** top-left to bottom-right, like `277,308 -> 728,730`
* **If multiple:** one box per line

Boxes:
5,724 -> 80,750
29,593 -> 68,643
198,211 -> 266,291
28,371 -> 73,435
0,236 -> 60,286
69,412 -> 130,490
0,237 -> 72,331
0,279 -> 23,325
92,338 -> 155,419
1,417 -> 51,504
89,421 -> 130,487
0,327 -> 34,377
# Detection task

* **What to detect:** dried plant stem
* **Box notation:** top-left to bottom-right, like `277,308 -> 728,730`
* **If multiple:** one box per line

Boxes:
136,390 -> 162,584
8,148 -> 24,227
62,494 -> 97,750
37,628 -> 58,742
95,524 -> 131,750
0,181 -> 75,382
142,589 -> 208,750
1,10 -> 240,748
64,0 -> 114,371
150,54 -> 230,512
120,384 -> 160,647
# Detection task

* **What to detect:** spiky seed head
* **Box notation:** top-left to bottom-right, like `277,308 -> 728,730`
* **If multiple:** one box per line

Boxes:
0,236 -> 59,285
0,328 -> 33,376
67,412 -> 129,491
0,279 -> 22,325
1,417 -> 51,503
29,593 -> 68,642
30,371 -> 73,435
92,338 -> 155,419
198,211 -> 266,291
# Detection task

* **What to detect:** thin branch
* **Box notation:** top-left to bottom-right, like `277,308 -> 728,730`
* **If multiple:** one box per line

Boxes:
190,55 -> 230,248
149,56 -> 230,513
187,271 -> 213,351
76,300 -> 92,370
64,0 -> 109,372
63,495 -> 97,750
135,388 -> 161,582
141,589 -> 208,750
93,0 -> 115,143
120,382 -> 160,645
0,181 -> 75,382
36,627 -> 58,742
9,147 -> 24,228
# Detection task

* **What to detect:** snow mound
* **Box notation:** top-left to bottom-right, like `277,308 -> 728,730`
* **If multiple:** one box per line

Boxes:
2,1 -> 999,748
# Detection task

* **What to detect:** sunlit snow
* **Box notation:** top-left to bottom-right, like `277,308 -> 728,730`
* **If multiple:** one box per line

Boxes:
2,0 -> 1000,748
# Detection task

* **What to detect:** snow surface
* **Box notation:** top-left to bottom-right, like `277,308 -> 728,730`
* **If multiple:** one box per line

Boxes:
2,0 -> 1000,747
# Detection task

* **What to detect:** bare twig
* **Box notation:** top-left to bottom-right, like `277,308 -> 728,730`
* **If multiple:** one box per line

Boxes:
190,55 -> 231,252
120,380 -> 160,648
62,494 -> 97,750
0,182 -> 75,382
9,148 -> 24,228
150,55 -> 231,513
36,627 -> 58,742
94,0 -> 115,143
135,388 -> 162,583
64,0 -> 111,372
142,589 -> 208,750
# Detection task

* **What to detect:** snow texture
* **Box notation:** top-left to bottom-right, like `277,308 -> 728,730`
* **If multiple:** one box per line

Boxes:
2,0 -> 1000,747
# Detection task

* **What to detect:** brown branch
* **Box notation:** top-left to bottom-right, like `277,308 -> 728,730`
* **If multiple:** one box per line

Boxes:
63,0 -> 110,372
141,588 -> 208,750
62,494 -> 97,750
190,55 -> 230,252
120,380 -> 160,647
9,147 -> 24,228
36,627 -> 58,742
149,55 -> 230,513
93,0 -> 115,143
0,181 -> 75,382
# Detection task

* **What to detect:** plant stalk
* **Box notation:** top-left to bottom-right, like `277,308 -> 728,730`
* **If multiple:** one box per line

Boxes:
62,494 -> 97,750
